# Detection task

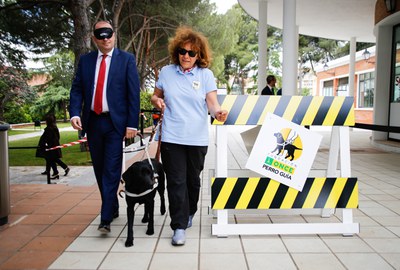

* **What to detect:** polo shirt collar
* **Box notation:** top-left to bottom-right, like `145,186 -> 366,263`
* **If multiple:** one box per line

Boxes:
177,65 -> 197,75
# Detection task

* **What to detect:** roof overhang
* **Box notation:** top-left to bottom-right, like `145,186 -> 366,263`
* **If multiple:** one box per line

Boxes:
238,0 -> 376,43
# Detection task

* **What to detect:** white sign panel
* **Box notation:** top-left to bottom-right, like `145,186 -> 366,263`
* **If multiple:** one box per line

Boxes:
245,113 -> 322,191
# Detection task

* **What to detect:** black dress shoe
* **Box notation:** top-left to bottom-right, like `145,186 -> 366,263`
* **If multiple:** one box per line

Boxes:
41,171 -> 48,175
113,210 -> 119,219
64,167 -> 70,176
98,223 -> 111,233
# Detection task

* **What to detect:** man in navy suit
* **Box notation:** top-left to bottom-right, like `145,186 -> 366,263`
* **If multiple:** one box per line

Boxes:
70,21 -> 140,233
261,75 -> 281,95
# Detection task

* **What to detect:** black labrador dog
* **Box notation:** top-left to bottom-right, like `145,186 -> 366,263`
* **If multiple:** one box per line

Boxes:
121,158 -> 166,247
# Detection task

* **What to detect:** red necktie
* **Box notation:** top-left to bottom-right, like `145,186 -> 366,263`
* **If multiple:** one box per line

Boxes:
94,54 -> 106,115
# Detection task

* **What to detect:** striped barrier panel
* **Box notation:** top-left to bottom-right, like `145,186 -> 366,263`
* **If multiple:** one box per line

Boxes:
211,95 -> 359,236
211,177 -> 358,210
212,95 -> 355,126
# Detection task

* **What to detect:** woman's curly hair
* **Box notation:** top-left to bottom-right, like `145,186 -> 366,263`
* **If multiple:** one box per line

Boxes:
168,26 -> 212,68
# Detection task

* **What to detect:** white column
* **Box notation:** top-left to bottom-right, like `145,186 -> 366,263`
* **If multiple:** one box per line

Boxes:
348,37 -> 356,97
258,0 -> 268,94
282,0 -> 297,95
373,25 -> 392,140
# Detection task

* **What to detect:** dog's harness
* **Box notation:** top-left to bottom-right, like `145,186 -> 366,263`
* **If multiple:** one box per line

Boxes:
124,143 -> 160,198
123,111 -> 163,198
124,182 -> 158,197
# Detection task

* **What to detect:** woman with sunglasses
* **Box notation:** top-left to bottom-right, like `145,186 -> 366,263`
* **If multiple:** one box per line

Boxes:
151,26 -> 228,246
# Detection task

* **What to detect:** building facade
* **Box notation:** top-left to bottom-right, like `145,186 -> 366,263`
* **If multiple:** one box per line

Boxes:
315,48 -> 376,124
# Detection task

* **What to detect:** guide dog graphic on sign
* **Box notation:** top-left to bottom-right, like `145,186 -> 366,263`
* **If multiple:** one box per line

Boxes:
271,129 -> 302,161
246,113 -> 322,191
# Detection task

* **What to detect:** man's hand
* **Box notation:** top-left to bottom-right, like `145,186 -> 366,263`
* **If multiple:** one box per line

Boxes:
125,128 -> 137,139
71,117 -> 82,130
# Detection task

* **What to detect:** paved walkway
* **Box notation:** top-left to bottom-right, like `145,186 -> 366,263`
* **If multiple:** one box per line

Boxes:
1,126 -> 400,269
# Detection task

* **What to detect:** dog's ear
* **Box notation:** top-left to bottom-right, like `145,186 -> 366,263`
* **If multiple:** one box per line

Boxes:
122,162 -> 136,183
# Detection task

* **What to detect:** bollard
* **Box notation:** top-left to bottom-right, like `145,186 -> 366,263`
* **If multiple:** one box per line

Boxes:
0,122 -> 10,226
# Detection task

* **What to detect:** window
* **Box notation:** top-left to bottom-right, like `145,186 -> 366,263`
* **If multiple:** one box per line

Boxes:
337,77 -> 348,96
322,80 -> 333,96
358,72 -> 374,108
392,25 -> 400,102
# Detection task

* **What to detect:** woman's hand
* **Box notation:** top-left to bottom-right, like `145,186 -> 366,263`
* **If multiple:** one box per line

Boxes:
151,88 -> 165,110
214,110 -> 228,122
152,96 -> 165,110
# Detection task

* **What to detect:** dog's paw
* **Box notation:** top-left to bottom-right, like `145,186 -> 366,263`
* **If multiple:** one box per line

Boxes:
160,205 -> 166,215
146,228 -> 154,235
125,239 -> 134,247
141,216 -> 149,223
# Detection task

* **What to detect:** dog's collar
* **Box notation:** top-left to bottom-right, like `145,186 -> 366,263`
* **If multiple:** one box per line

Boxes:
125,182 -> 159,198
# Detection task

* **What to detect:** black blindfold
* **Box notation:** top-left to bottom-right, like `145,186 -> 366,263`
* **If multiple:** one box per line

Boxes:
94,27 -> 114,40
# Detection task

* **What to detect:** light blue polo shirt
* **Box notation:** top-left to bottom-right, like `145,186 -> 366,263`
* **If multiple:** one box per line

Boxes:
155,64 -> 217,146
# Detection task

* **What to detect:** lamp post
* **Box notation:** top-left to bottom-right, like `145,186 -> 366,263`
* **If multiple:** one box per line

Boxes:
362,48 -> 375,64
362,48 -> 371,61
323,63 -> 335,75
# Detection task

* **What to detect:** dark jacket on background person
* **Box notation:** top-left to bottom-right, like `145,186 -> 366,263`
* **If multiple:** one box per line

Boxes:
36,125 -> 62,159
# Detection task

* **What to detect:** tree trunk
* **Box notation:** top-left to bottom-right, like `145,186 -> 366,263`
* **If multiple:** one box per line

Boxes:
69,0 -> 92,71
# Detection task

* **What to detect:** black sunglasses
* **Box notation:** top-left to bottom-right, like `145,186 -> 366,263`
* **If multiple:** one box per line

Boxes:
178,48 -> 197,57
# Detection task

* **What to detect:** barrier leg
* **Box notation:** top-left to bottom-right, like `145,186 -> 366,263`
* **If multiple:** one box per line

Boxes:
339,126 -> 351,177
327,126 -> 340,176
212,125 -> 228,221
322,127 -> 340,218
342,209 -> 357,236
213,209 -> 228,237
215,126 -> 227,177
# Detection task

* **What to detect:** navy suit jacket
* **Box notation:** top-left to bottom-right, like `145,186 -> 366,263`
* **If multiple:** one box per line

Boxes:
261,85 -> 282,96
69,48 -> 140,136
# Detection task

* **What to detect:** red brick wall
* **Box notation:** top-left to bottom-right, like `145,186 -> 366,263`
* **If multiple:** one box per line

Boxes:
355,109 -> 373,124
375,0 -> 400,24
316,59 -> 375,124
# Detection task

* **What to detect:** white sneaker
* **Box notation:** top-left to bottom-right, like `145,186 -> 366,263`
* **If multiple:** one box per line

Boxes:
172,229 -> 186,246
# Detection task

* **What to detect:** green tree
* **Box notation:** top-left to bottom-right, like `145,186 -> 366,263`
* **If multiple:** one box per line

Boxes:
43,51 -> 75,89
221,4 -> 263,94
32,85 -> 70,121
0,0 -> 203,87
0,67 -> 34,122
31,51 -> 74,121
185,0 -> 238,78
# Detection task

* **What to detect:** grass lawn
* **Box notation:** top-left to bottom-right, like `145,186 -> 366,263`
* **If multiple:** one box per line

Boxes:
8,131 -> 92,166
8,122 -> 71,136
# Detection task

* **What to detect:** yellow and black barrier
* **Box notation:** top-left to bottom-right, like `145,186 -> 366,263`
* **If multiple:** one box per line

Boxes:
211,177 -> 358,210
212,95 -> 355,126
211,95 -> 359,236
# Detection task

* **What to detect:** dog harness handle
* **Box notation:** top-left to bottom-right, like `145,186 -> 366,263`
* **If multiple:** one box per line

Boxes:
124,182 -> 159,198
155,108 -> 163,162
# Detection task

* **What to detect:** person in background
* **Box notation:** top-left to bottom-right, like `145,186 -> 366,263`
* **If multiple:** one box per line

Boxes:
151,26 -> 228,246
69,20 -> 140,234
261,75 -> 281,95
36,113 -> 70,181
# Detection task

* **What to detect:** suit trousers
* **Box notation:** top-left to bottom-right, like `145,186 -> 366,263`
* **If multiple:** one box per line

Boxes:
160,142 -> 207,230
87,112 -> 124,223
